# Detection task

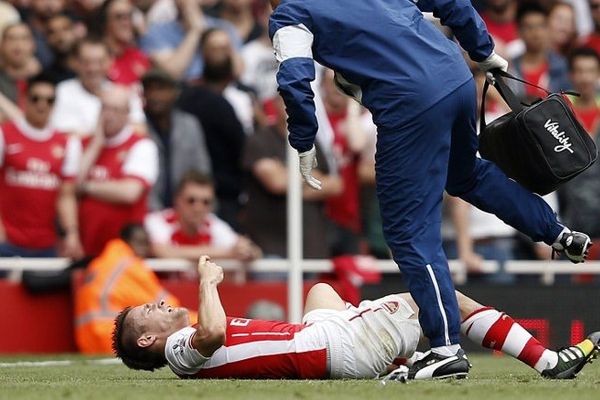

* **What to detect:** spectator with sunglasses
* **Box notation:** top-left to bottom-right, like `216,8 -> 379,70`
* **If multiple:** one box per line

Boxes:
0,73 -> 83,259
145,170 -> 261,262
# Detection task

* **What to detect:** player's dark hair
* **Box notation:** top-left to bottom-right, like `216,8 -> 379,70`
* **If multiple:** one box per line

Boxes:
112,307 -> 168,372
175,170 -> 214,195
516,1 -> 549,27
27,73 -> 57,94
567,47 -> 600,70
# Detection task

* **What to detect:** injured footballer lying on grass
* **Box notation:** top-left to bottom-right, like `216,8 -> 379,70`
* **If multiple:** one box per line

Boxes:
112,256 -> 599,381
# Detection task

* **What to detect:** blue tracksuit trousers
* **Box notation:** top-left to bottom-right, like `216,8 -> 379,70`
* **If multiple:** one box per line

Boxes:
375,78 -> 563,347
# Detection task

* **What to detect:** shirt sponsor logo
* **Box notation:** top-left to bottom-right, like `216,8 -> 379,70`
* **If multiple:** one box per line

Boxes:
5,167 -> 59,190
544,119 -> 574,154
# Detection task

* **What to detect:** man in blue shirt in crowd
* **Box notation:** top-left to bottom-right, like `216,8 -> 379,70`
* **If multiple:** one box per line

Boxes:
268,0 -> 592,379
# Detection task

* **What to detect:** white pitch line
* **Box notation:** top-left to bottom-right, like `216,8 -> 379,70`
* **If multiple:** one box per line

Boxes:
0,358 -> 121,368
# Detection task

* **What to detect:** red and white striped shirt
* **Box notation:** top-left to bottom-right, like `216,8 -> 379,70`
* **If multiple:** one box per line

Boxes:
165,317 -> 329,379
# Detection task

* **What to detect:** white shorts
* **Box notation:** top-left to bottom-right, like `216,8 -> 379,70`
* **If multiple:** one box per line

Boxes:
302,295 -> 421,379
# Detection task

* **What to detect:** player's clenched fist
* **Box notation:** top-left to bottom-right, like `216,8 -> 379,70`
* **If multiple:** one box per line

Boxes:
198,255 -> 224,285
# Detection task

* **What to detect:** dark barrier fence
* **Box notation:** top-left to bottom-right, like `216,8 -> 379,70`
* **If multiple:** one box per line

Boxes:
364,276 -> 600,350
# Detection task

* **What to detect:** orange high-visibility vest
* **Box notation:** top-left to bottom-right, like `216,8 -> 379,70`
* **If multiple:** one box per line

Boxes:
74,239 -> 181,354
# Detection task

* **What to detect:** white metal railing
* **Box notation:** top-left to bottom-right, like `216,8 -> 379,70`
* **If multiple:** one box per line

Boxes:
3,257 -> 598,320
5,258 -> 600,286
0,257 -> 497,285
505,260 -> 600,285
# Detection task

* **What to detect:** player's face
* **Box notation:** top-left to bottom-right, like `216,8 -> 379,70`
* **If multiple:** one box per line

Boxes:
129,301 -> 190,338
175,183 -> 215,227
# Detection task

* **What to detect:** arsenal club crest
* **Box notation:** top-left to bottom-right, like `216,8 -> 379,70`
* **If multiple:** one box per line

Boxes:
382,301 -> 399,314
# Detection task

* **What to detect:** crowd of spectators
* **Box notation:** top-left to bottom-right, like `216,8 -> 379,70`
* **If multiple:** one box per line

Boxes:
0,0 -> 599,284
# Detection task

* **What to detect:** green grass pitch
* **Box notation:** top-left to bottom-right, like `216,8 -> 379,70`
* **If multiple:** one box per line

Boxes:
1,354 -> 599,400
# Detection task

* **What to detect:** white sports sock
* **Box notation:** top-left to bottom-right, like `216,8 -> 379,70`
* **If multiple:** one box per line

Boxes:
431,344 -> 461,357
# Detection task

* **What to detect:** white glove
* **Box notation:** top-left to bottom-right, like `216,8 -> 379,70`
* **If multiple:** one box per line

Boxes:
477,51 -> 509,84
477,51 -> 509,72
298,145 -> 322,190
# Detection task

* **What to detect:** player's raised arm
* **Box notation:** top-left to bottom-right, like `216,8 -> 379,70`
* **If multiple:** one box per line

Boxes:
192,256 -> 227,357
269,2 -> 322,190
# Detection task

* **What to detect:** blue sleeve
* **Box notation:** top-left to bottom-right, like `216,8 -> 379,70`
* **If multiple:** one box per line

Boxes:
140,23 -> 179,54
269,2 -> 318,153
415,0 -> 494,62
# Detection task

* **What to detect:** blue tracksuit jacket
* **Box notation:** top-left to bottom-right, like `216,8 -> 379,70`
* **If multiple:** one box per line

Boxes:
269,0 -> 494,152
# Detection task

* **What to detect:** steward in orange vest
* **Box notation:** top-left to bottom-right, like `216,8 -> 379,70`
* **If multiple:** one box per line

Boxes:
75,225 -> 185,354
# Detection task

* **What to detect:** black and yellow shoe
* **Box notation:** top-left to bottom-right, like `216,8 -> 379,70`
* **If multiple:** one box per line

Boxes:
541,332 -> 600,379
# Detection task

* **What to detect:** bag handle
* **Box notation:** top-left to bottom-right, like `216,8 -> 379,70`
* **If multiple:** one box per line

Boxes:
480,69 -> 581,133
480,69 -> 548,133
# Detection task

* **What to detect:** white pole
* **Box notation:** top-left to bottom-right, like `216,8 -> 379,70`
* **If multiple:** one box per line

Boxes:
287,142 -> 303,323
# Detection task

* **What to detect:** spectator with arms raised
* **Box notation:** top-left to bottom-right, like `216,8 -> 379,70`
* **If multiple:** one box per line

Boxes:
140,0 -> 240,81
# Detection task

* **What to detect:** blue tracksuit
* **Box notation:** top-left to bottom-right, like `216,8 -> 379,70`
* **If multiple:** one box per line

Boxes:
270,0 -> 563,347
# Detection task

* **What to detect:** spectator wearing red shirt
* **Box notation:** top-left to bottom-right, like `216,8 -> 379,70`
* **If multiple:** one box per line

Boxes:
583,0 -> 600,56
94,0 -> 150,86
568,48 -> 600,136
321,69 -> 367,256
509,2 -> 570,103
480,0 -> 519,55
145,171 -> 261,262
77,86 -> 158,256
0,23 -> 41,118
0,74 -> 83,258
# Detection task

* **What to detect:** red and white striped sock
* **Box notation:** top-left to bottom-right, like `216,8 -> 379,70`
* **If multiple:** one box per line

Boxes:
461,307 -> 558,372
